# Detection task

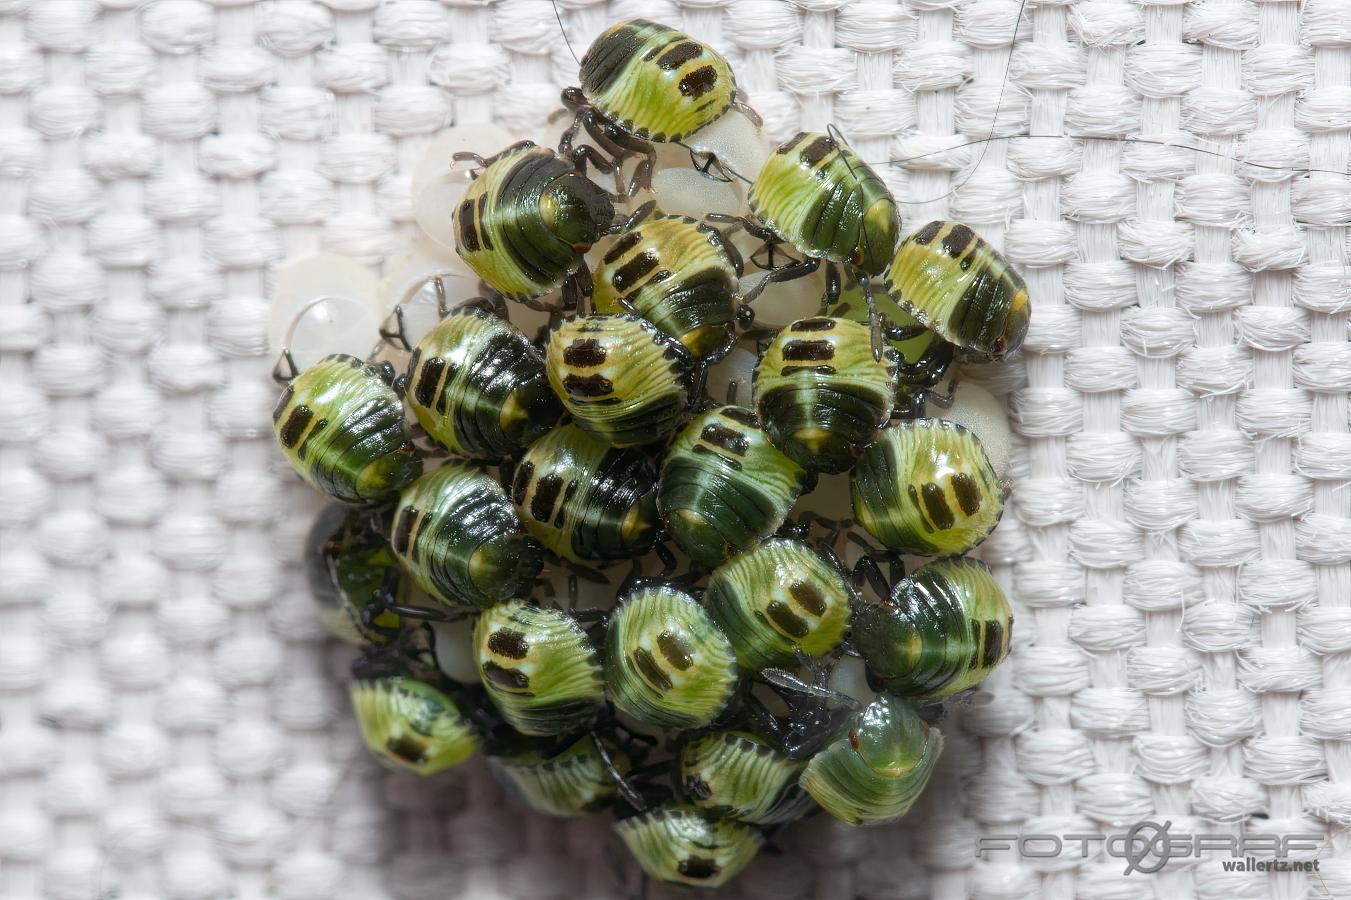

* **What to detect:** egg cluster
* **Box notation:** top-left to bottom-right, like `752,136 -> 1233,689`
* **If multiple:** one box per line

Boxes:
272,18 -> 1030,891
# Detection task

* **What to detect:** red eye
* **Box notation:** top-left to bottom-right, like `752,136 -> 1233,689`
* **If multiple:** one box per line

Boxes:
848,729 -> 860,750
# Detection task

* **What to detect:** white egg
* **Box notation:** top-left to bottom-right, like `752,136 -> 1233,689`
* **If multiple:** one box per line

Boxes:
413,170 -> 475,251
684,108 -> 771,186
934,381 -> 1013,479
704,345 -> 758,407
431,616 -> 479,685
411,122 -> 517,197
828,655 -> 878,707
270,254 -> 381,369
649,167 -> 744,219
744,267 -> 827,330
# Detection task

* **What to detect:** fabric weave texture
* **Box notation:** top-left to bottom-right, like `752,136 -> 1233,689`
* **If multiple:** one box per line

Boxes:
0,1 -> 1348,899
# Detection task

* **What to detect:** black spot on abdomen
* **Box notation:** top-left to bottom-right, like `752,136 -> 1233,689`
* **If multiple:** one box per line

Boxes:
951,472 -> 982,517
488,628 -> 529,660
563,339 -> 607,368
563,373 -> 615,398
279,404 -> 313,448
657,41 -> 703,70
799,135 -> 837,167
678,65 -> 718,99
657,630 -> 694,671
781,339 -> 835,362
912,221 -> 943,245
699,423 -> 750,456
920,483 -> 955,530
941,224 -> 975,259
530,473 -> 564,523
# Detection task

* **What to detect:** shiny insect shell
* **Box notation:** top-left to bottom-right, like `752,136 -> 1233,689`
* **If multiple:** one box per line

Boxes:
390,462 -> 543,609
452,141 -> 614,302
679,730 -> 815,826
575,19 -> 738,144
851,418 -> 1004,556
510,422 -> 660,563
799,694 -> 942,826
473,600 -> 606,737
753,316 -> 898,474
545,314 -> 693,448
614,804 -> 763,889
703,538 -> 852,672
350,676 -> 477,776
748,131 -> 899,275
592,209 -> 741,359
884,220 -> 1030,359
273,353 -> 422,505
604,583 -> 738,730
305,504 -> 406,645
490,733 -> 628,818
404,307 -> 562,458
659,406 -> 813,569
828,289 -> 956,395
852,557 -> 1013,699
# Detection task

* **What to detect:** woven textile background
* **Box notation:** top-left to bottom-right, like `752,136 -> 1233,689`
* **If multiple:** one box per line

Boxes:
1,1 -> 1348,899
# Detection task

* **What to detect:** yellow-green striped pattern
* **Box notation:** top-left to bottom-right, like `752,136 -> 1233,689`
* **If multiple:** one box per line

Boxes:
453,142 -> 612,301
854,558 -> 1012,698
474,601 -> 605,736
390,463 -> 541,609
659,406 -> 810,568
680,730 -> 815,825
614,805 -> 763,889
579,20 -> 736,143
828,288 -> 956,392
490,735 -> 624,817
851,419 -> 1004,556
753,316 -> 898,474
592,213 -> 739,358
545,314 -> 692,447
605,584 -> 737,729
748,131 -> 898,274
511,422 -> 659,562
884,220 -> 1029,358
350,677 -> 477,776
272,354 -> 421,505
405,309 -> 561,458
799,695 -> 942,826
703,538 -> 850,671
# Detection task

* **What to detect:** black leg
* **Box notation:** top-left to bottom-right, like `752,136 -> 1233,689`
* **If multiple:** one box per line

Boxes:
271,348 -> 299,385
379,306 -> 411,351
741,257 -> 820,304
851,554 -> 892,600
591,732 -> 646,811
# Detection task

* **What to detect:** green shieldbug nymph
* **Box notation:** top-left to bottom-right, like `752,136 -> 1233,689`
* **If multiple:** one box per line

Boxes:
884,220 -> 1030,359
852,557 -> 1013,698
545,314 -> 693,448
403,306 -> 562,459
451,141 -> 614,308
273,353 -> 422,505
305,504 -> 407,645
829,288 -> 957,415
390,462 -> 543,609
799,694 -> 942,826
490,733 -> 628,818
614,804 -> 763,889
474,600 -> 606,736
659,406 -> 813,569
510,422 -> 660,563
679,730 -> 815,826
350,676 -> 478,776
559,20 -> 746,196
604,583 -> 738,730
591,205 -> 742,360
753,316 -> 898,474
851,418 -> 1004,556
703,538 -> 852,672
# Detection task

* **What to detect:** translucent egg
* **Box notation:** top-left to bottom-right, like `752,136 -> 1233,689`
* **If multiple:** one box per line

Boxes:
704,345 -> 758,407
649,166 -> 744,219
431,616 -> 479,685
828,655 -> 878,707
684,108 -> 771,186
414,171 -> 475,251
743,267 -> 827,330
380,236 -> 483,347
411,123 -> 516,197
269,255 -> 381,369
934,381 -> 1013,479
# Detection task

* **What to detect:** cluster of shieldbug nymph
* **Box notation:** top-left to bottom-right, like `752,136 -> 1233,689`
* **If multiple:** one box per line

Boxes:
271,18 -> 1030,892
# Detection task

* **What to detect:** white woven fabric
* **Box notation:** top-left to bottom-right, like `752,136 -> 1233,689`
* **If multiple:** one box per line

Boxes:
2,1 -> 1348,899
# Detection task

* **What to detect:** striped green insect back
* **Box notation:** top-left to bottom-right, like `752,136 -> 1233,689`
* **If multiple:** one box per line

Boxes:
403,305 -> 562,458
748,131 -> 899,276
851,418 -> 1004,556
474,600 -> 606,737
614,804 -> 763,889
799,694 -> 942,826
659,406 -> 814,568
704,538 -> 852,672
753,316 -> 899,474
545,314 -> 693,448
679,730 -> 816,825
350,676 -> 478,776
390,462 -> 543,609
450,141 -> 614,307
489,733 -> 629,818
510,422 -> 660,563
559,19 -> 750,197
591,204 -> 743,359
604,583 -> 738,730
305,504 -> 407,645
272,353 -> 422,505
884,220 -> 1030,359
852,557 -> 1013,699
828,286 -> 957,416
